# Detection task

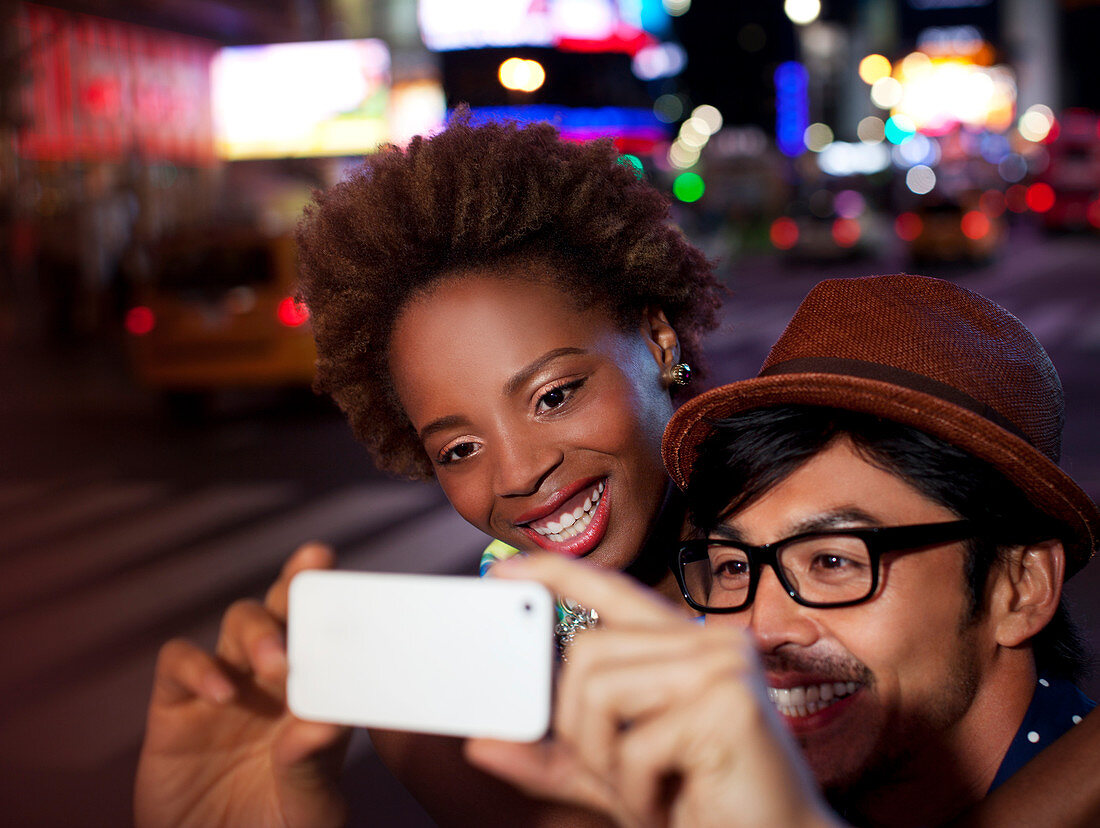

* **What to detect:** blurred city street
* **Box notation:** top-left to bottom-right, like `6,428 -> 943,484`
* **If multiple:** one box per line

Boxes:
1,225 -> 1098,826
3,0 -> 1100,824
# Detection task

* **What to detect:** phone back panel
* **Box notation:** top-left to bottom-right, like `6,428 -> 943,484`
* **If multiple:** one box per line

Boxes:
287,570 -> 555,741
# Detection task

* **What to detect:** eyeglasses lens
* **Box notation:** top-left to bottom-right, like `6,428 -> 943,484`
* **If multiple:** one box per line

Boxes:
681,535 -> 876,610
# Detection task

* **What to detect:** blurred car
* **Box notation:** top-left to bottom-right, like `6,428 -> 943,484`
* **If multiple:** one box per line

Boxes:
769,210 -> 882,262
124,230 -> 315,411
903,199 -> 1003,265
1039,109 -> 1100,233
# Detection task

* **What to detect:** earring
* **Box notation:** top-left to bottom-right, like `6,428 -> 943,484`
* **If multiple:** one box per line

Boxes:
669,362 -> 692,387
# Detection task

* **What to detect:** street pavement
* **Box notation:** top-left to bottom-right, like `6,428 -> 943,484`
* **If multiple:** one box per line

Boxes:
0,226 -> 1097,826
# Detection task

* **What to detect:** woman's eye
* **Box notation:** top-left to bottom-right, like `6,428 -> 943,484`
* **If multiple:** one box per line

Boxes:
438,440 -> 480,465
535,378 -> 585,414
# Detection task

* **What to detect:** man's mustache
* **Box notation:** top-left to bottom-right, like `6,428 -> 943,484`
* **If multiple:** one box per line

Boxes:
760,649 -> 874,686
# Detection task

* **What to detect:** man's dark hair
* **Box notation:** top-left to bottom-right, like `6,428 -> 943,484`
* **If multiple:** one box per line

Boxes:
685,405 -> 1090,683
296,111 -> 723,479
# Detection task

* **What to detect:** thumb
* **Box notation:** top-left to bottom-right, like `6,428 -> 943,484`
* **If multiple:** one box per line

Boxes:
270,719 -> 352,828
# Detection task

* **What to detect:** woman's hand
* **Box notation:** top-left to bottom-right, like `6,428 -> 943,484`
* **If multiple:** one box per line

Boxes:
465,554 -> 842,828
134,543 -> 351,828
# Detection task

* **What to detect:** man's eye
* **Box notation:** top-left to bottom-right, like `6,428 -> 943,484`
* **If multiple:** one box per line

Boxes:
535,378 -> 586,414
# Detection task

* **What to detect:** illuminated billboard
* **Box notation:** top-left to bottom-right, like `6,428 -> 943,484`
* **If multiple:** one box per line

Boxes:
212,39 -> 391,160
16,3 -> 217,163
418,0 -> 669,54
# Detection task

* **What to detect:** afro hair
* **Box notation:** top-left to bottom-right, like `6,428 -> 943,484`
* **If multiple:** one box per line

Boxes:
296,112 -> 724,479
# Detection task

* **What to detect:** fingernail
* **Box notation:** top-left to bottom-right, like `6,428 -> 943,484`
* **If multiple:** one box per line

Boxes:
203,673 -> 235,704
256,635 -> 288,674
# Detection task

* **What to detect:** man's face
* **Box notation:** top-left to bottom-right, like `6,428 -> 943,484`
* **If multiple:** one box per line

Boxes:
706,438 -> 1000,793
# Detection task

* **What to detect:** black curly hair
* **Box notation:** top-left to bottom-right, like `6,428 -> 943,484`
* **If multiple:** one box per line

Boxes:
296,112 -> 724,480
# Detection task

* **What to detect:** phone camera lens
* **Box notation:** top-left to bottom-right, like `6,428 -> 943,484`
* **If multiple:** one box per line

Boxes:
523,602 -> 533,612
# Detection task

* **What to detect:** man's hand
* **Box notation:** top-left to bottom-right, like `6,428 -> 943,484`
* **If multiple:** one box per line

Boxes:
134,543 -> 351,828
465,554 -> 842,828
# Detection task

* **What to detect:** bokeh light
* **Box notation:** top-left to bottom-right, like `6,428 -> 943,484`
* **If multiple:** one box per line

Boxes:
673,172 -> 705,202
125,306 -> 156,336
1088,199 -> 1100,229
653,93 -> 684,123
691,104 -> 723,134
1019,104 -> 1055,142
895,212 -> 923,241
998,153 -> 1028,183
859,54 -> 892,85
834,189 -> 866,219
277,296 -> 310,327
619,154 -> 644,179
804,122 -> 834,152
832,217 -> 861,247
960,210 -> 991,240
663,0 -> 691,16
979,189 -> 1007,218
498,58 -> 545,92
906,164 -> 937,195
784,0 -> 821,25
668,140 -> 700,169
870,77 -> 904,109
885,114 -> 917,144
858,116 -> 886,144
1026,182 -> 1055,213
770,217 -> 799,250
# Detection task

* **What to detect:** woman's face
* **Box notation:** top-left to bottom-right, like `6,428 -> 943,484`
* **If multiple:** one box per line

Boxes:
388,269 -> 677,572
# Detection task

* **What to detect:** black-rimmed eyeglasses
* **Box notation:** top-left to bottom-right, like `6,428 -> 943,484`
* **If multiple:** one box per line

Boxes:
673,520 -> 978,614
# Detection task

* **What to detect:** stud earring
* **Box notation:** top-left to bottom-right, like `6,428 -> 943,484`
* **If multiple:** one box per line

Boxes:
669,362 -> 692,387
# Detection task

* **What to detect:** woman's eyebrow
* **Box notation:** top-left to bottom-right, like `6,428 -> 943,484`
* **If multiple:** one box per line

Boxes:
418,414 -> 468,443
503,347 -> 588,396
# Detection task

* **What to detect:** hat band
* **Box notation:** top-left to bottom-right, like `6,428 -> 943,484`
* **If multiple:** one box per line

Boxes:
759,357 -> 1033,446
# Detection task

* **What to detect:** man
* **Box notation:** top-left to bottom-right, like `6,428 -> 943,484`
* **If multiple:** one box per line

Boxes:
468,274 -> 1100,827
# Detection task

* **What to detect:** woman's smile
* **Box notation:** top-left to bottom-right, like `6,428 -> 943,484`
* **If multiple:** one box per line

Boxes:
516,478 -> 609,556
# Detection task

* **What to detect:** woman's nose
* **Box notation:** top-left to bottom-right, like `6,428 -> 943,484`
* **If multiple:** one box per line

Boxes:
492,433 -> 564,497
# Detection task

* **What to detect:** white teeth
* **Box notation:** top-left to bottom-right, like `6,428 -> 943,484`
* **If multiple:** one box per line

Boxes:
527,484 -> 603,541
769,681 -> 861,718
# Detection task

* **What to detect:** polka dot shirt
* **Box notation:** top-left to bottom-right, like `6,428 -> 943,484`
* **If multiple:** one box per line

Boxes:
987,675 -> 1096,792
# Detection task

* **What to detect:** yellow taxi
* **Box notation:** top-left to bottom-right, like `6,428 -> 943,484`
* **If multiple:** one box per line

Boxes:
125,230 -> 316,405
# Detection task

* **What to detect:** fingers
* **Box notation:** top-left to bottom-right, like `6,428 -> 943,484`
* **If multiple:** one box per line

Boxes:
463,738 -> 636,826
272,718 -> 352,774
492,554 -> 687,630
215,599 -> 289,696
265,542 -> 336,621
151,637 -> 236,707
556,626 -> 754,785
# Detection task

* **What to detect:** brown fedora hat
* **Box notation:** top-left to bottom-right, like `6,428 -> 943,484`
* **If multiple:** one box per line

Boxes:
662,274 -> 1099,575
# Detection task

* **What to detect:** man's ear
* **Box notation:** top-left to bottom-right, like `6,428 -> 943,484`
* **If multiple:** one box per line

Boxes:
640,306 -> 681,382
988,540 -> 1066,648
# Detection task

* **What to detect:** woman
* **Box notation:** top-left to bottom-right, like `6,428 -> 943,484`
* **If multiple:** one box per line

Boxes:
135,113 -> 723,827
134,116 -> 1100,827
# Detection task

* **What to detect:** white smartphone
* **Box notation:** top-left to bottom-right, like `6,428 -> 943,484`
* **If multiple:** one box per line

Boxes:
286,570 -> 556,742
